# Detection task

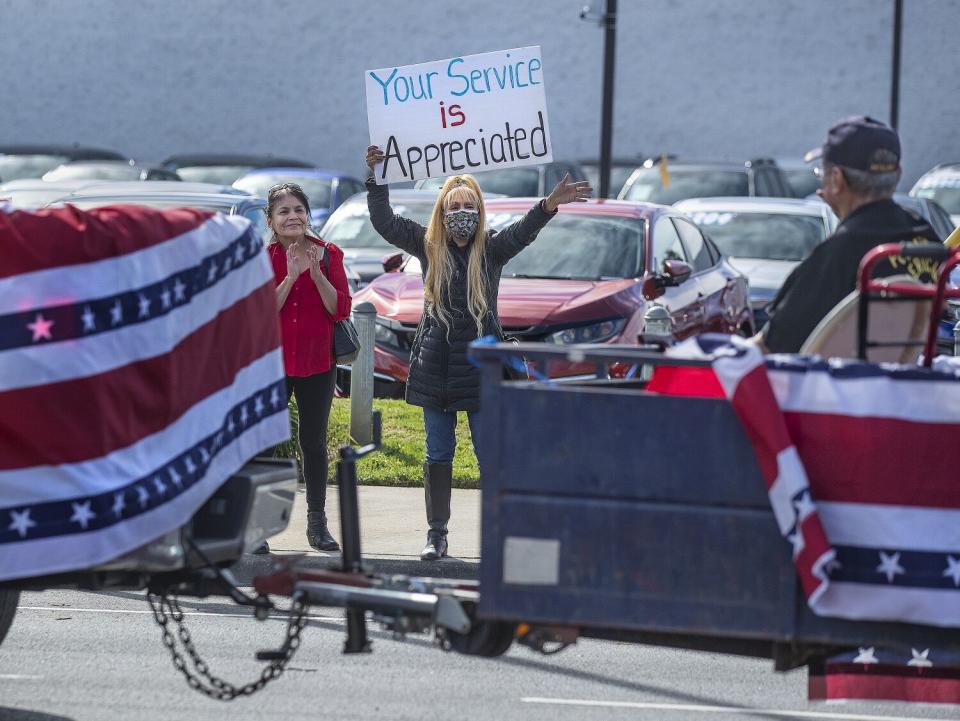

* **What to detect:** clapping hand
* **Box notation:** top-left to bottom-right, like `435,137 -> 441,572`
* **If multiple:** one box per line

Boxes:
306,245 -> 325,282
286,245 -> 304,281
545,173 -> 592,212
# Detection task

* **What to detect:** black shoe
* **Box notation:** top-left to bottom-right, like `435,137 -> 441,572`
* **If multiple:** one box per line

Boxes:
307,511 -> 340,552
420,529 -> 448,561
251,541 -> 270,555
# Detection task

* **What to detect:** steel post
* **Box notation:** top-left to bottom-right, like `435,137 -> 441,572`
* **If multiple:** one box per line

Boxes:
349,302 -> 377,444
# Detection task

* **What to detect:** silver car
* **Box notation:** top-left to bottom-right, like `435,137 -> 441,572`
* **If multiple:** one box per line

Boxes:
674,196 -> 837,327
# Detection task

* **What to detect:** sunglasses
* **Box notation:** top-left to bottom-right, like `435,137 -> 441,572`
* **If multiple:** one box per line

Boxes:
268,182 -> 304,195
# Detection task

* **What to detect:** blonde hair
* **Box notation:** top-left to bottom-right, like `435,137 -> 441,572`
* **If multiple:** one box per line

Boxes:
423,175 -> 488,337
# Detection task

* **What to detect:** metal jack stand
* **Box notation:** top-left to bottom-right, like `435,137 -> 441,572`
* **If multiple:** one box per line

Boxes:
337,411 -> 382,653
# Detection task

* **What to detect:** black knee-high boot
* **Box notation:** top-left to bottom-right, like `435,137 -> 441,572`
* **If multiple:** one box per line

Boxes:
420,462 -> 452,560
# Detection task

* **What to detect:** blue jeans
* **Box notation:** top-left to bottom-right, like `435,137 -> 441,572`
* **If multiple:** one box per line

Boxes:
423,407 -> 481,466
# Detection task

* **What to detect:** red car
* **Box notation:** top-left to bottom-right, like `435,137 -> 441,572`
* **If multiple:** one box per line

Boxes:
349,196 -> 752,396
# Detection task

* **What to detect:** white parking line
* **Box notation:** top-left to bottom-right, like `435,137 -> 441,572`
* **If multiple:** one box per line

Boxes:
521,698 -> 945,721
18,605 -> 343,621
0,674 -> 43,680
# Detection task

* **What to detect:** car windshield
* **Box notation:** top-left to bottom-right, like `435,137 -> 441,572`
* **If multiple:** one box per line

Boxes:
494,212 -> 643,279
623,167 -> 749,204
420,168 -> 540,196
687,210 -> 825,261
0,154 -> 70,181
176,165 -> 254,185
234,174 -> 332,207
321,198 -> 436,249
914,184 -> 960,215
43,164 -> 140,182
784,168 -> 820,198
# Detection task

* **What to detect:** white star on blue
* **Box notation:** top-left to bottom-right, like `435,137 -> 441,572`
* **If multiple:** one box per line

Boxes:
112,492 -> 126,518
160,287 -> 172,309
70,501 -> 96,529
110,300 -> 123,325
876,551 -> 906,583
8,508 -> 37,538
137,293 -> 151,318
173,278 -> 187,302
81,306 -> 96,332
136,485 -> 150,509
944,555 -> 960,587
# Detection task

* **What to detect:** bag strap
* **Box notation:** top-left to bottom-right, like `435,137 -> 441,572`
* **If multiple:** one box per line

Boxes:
320,244 -> 330,275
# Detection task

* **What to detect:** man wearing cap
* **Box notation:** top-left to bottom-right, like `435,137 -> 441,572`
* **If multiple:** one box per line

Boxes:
761,115 -> 940,353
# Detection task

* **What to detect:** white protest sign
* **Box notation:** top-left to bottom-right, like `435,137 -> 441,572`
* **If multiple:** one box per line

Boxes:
365,46 -> 552,185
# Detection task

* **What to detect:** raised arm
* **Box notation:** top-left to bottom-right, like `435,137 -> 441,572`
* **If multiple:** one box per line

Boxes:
365,145 -> 426,257
488,173 -> 592,265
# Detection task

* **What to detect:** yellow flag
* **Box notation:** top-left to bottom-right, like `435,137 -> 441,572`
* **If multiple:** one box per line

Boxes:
659,154 -> 671,187
946,224 -> 960,249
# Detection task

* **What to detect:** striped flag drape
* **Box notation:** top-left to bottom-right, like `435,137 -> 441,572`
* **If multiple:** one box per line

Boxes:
0,205 -> 289,581
650,334 -> 960,628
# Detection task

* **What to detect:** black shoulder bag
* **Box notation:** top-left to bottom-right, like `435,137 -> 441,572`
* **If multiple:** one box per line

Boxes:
321,247 -> 361,365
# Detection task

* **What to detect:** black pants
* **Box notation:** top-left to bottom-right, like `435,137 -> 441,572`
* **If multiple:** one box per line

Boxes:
286,369 -> 337,513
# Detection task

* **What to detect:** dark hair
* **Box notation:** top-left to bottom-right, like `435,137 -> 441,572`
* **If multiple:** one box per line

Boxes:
266,182 -> 311,219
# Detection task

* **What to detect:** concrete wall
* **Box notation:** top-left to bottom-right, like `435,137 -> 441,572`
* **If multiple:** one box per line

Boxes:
1,0 -> 957,187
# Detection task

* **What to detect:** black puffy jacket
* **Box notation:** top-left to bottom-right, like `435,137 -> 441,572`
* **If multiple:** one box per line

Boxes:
367,179 -> 555,412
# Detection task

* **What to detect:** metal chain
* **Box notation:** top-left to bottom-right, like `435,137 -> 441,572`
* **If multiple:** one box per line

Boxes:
147,591 -> 309,701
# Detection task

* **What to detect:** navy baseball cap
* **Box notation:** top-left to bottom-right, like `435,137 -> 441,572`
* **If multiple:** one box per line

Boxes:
804,115 -> 901,173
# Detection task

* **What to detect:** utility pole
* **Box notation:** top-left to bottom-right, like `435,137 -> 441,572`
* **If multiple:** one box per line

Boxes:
581,1 -> 618,198
890,0 -> 903,130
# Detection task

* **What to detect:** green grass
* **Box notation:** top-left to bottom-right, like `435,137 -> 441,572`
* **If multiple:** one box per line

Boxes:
274,398 -> 480,489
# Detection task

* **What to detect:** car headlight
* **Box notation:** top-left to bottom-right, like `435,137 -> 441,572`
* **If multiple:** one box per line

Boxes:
374,319 -> 400,348
544,318 -> 625,345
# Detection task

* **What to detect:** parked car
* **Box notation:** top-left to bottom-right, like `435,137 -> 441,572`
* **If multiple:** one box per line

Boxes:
0,178 -> 101,209
161,153 -> 312,185
233,167 -> 366,228
908,163 -> 960,228
777,158 -> 821,198
618,157 -> 796,204
892,193 -> 955,242
46,180 -> 361,292
352,197 -> 752,397
41,160 -> 181,182
0,144 -> 127,182
48,181 -> 270,240
319,189 -> 440,288
412,161 -> 588,197
579,157 -> 644,198
674,197 -> 837,328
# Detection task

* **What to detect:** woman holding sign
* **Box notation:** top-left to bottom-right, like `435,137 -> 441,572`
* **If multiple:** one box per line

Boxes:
365,145 -> 591,560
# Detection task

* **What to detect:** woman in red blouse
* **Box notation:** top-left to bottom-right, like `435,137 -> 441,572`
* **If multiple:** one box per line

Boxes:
266,183 -> 352,551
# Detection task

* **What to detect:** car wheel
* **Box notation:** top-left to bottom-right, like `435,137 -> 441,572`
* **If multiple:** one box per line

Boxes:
0,590 -> 19,647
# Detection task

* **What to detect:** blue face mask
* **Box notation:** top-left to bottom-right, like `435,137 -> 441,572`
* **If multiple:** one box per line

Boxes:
444,209 -> 479,239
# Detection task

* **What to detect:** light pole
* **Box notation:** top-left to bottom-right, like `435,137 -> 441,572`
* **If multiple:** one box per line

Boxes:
890,0 -> 903,130
581,1 -> 618,198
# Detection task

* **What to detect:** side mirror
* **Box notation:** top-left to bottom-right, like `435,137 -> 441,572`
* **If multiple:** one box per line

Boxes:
642,259 -> 692,300
382,252 -> 404,273
662,259 -> 692,285
641,276 -> 664,300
